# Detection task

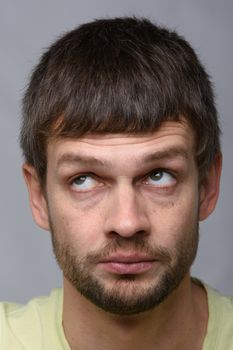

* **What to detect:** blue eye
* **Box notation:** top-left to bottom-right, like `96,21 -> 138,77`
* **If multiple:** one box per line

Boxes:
71,175 -> 98,191
146,171 -> 175,187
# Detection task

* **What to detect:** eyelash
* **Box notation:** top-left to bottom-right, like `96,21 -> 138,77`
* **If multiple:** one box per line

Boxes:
142,169 -> 176,187
145,168 -> 175,178
69,172 -> 99,186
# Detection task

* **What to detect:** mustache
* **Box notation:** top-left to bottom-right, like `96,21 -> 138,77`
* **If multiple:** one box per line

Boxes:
82,236 -> 172,265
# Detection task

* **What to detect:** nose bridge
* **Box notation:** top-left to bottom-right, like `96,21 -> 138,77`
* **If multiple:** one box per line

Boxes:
104,179 -> 149,238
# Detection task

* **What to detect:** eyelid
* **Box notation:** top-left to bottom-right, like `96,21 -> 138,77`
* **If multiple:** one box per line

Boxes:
68,173 -> 99,190
141,168 -> 175,180
140,168 -> 177,187
69,172 -> 97,182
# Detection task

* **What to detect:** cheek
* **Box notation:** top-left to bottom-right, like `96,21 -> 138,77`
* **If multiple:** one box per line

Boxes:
47,195 -> 105,253
148,189 -> 199,247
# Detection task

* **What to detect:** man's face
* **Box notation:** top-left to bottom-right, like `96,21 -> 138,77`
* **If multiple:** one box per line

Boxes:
26,118 -> 221,315
39,120 -> 202,315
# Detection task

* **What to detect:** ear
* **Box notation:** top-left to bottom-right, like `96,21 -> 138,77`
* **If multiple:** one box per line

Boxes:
23,163 -> 50,231
199,153 -> 222,221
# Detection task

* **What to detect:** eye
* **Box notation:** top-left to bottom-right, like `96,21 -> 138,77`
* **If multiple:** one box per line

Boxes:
145,170 -> 176,187
70,174 -> 99,192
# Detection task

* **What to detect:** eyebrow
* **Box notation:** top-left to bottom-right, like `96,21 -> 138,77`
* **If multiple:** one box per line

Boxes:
142,148 -> 189,163
56,147 -> 189,170
57,154 -> 112,169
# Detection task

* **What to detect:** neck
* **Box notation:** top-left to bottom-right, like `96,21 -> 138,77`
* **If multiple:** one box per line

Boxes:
62,275 -> 208,350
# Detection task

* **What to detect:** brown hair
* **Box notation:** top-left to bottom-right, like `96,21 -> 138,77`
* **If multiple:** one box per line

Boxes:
20,17 -> 220,183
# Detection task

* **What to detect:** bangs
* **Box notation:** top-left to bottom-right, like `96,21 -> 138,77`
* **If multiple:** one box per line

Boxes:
26,17 -> 214,140
38,31 -> 194,138
48,68 -> 182,138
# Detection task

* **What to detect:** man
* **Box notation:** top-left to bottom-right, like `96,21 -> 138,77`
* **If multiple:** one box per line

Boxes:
0,17 -> 232,349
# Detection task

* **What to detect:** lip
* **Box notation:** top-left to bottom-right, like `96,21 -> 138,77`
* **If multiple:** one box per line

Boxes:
99,254 -> 157,275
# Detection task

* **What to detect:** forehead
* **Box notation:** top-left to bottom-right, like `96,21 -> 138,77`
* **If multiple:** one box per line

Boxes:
47,120 -> 195,165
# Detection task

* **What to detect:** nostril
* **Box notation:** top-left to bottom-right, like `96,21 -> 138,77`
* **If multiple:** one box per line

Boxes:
107,229 -> 148,240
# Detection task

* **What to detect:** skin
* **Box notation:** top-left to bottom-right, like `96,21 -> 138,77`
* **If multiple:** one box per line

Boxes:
23,120 -> 222,350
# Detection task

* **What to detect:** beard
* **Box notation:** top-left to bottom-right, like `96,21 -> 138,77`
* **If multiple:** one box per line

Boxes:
49,218 -> 199,316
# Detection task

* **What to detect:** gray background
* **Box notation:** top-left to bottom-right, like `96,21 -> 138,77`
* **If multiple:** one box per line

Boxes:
0,0 -> 232,303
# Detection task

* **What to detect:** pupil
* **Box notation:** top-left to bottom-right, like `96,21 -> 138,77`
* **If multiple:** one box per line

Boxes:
76,176 -> 87,184
151,172 -> 162,181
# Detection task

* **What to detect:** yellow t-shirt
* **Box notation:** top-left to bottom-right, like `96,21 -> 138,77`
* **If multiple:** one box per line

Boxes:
0,284 -> 233,349
0,289 -> 69,350
203,285 -> 233,349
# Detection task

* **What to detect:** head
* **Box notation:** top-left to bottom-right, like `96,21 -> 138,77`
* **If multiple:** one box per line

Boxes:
21,17 -> 222,315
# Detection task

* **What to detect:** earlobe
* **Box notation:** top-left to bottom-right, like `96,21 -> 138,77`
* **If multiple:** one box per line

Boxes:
22,163 -> 50,231
199,154 -> 222,221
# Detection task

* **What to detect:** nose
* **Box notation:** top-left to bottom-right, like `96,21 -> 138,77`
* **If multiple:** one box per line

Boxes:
103,182 -> 150,239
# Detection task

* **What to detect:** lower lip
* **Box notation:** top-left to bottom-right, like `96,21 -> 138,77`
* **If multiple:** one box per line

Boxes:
99,261 -> 156,274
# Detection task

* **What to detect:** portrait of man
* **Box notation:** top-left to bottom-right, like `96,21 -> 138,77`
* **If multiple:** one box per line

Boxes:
0,15 -> 232,350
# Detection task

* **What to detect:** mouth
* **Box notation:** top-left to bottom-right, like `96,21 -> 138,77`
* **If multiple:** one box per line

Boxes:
99,254 -> 158,275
